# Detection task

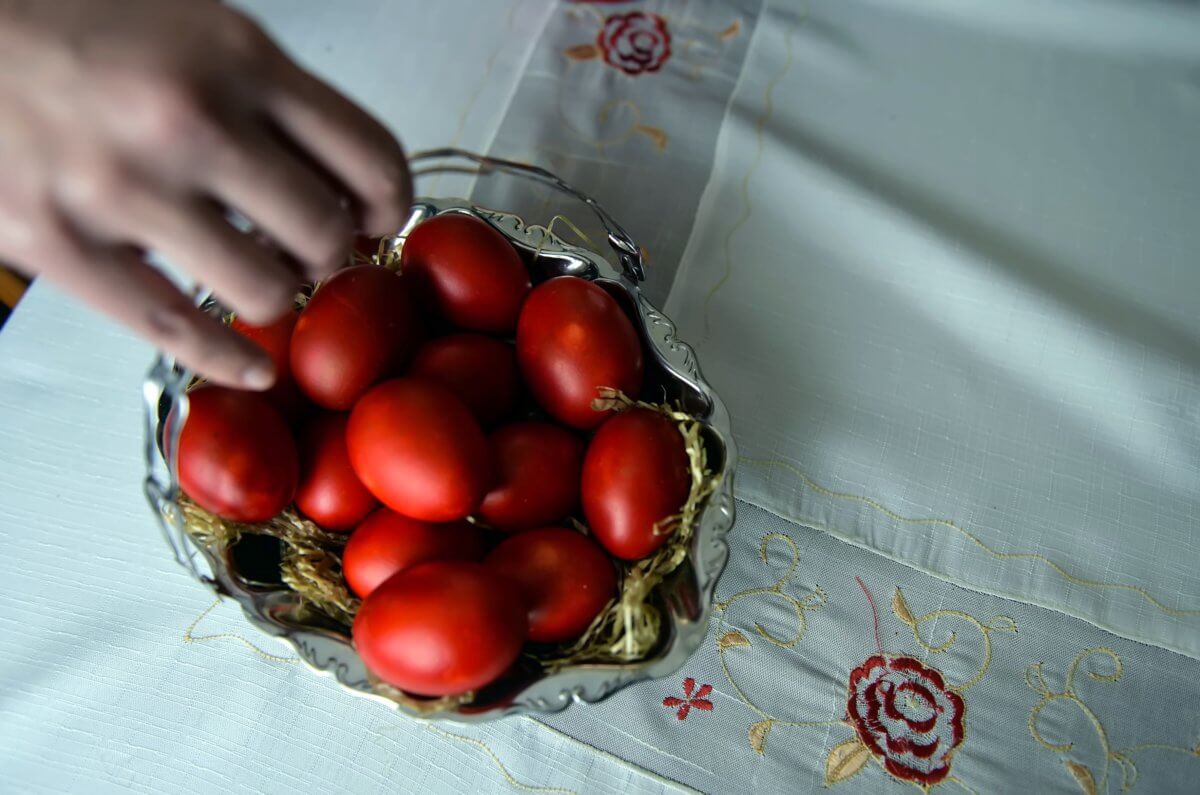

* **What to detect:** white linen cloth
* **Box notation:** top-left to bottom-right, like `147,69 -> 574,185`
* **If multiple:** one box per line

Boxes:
663,0 -> 1200,658
3,1 -> 1200,793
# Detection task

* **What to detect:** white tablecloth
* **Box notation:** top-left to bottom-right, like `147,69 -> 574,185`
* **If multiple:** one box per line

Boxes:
3,2 -> 1200,793
670,0 -> 1200,660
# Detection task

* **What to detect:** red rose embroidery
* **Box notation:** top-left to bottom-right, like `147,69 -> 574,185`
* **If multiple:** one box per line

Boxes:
597,11 -> 672,76
846,656 -> 965,786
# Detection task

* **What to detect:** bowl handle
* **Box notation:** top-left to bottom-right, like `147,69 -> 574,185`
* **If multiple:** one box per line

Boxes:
408,148 -> 645,284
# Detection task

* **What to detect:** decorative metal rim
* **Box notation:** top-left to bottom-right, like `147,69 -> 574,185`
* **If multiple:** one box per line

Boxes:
141,153 -> 736,722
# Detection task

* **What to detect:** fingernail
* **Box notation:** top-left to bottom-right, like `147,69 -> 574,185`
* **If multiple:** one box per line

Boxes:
241,360 -> 276,391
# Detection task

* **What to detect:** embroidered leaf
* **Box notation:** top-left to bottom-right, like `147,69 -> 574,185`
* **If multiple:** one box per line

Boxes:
1082,649 -> 1123,683
988,615 -> 1018,634
749,720 -> 775,755
634,124 -> 669,152
824,738 -> 871,785
564,44 -> 600,61
719,630 -> 751,650
1025,663 -> 1051,696
719,19 -> 742,41
892,588 -> 916,626
1112,753 -> 1138,791
1064,760 -> 1097,795
802,586 -> 828,610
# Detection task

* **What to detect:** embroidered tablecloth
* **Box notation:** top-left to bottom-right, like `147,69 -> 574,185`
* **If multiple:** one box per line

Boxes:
2,1 -> 1199,793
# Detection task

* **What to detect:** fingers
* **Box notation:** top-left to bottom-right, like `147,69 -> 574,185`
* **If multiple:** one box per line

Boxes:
112,192 -> 302,325
267,63 -> 411,237
146,199 -> 303,325
198,122 -> 357,280
37,229 -> 275,390
57,164 -> 302,325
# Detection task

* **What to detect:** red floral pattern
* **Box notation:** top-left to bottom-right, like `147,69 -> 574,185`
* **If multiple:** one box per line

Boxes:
663,677 -> 713,720
597,11 -> 672,76
846,656 -> 965,786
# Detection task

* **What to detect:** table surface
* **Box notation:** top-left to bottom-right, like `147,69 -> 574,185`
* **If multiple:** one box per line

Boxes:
3,2 -> 1200,793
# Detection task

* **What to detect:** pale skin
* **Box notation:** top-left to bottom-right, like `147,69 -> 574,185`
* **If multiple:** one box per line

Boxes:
0,0 -> 412,388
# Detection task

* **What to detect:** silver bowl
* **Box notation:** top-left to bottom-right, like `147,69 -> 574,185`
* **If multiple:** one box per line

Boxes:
142,149 -> 737,721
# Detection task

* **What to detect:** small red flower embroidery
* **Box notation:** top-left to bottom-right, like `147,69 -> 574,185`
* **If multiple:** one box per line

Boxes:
663,677 -> 713,720
846,656 -> 966,786
597,11 -> 672,76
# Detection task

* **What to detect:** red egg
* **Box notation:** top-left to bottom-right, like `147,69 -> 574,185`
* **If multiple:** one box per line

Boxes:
400,213 -> 530,334
342,509 -> 486,598
174,385 -> 298,523
230,310 -> 307,420
478,422 -> 584,533
290,265 -> 421,410
582,408 -> 690,560
352,561 -> 527,696
293,413 -> 377,531
408,334 -> 519,428
346,378 -> 492,522
516,276 -> 643,429
485,528 -> 616,643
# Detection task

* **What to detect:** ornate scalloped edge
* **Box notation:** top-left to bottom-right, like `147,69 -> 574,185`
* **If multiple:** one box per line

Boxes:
636,293 -> 701,383
473,207 -> 572,253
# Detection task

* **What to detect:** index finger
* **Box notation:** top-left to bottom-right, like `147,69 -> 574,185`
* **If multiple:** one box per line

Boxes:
40,236 -> 275,390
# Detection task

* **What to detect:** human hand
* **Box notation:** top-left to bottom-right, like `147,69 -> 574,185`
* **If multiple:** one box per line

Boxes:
0,0 -> 411,387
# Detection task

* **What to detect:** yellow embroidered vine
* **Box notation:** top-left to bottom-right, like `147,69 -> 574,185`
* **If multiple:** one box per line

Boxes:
741,456 -> 1200,620
715,532 -> 827,649
892,587 -> 1017,692
183,597 -> 300,664
1027,648 -> 1200,792
713,533 -> 838,754
424,726 -> 579,795
701,9 -> 803,335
